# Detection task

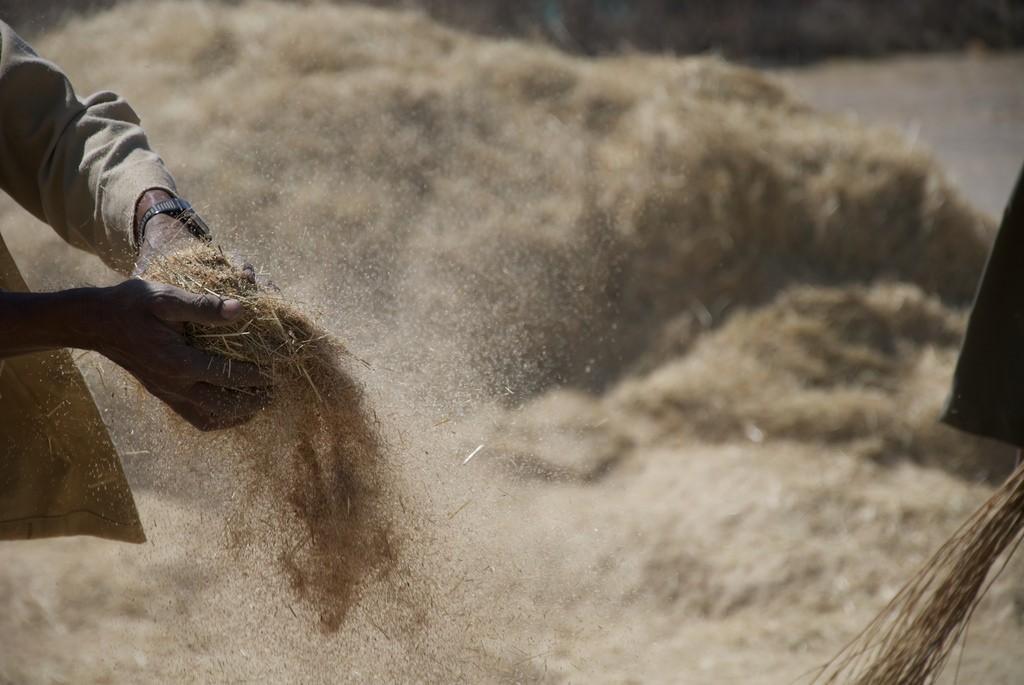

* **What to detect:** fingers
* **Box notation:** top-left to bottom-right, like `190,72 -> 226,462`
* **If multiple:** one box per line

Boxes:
218,298 -> 244,320
113,283 -> 270,387
102,279 -> 281,432
152,288 -> 244,327
181,346 -> 269,389
223,250 -> 257,286
118,282 -> 265,385
153,381 -> 271,432
126,275 -> 258,329
190,381 -> 270,419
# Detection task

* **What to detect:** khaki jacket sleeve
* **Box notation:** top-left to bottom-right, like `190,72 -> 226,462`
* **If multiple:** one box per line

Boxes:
0,21 -> 177,275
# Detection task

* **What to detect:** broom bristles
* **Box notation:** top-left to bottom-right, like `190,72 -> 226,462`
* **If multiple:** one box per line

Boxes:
813,463 -> 1024,685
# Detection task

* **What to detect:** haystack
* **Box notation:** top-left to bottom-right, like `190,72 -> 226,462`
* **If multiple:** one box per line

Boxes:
41,1 -> 992,406
610,283 -> 1010,481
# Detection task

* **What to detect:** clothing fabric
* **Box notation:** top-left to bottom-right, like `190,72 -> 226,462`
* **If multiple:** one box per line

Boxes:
941,162 -> 1024,447
0,20 -> 178,542
0,21 -> 177,274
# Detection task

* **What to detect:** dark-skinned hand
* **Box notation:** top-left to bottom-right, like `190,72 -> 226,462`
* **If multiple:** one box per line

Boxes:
90,278 -> 271,430
0,190 -> 271,431
127,191 -> 268,429
0,279 -> 271,430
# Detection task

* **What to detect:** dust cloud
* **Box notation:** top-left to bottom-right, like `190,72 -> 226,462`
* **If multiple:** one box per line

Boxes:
2,2 -> 1024,683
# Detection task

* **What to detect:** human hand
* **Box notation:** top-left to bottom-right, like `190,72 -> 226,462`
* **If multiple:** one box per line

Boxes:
133,213 -> 256,285
88,279 -> 271,431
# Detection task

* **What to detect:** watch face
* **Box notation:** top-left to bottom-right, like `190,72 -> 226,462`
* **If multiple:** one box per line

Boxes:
184,213 -> 212,241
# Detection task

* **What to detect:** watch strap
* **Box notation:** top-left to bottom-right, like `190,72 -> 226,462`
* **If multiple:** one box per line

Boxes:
137,198 -> 211,245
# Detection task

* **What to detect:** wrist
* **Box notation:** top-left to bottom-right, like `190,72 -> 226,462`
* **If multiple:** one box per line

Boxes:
135,193 -> 210,246
138,214 -> 199,257
134,189 -> 177,246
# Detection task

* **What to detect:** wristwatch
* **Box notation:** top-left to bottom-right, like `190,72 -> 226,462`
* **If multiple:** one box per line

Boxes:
136,197 -> 212,245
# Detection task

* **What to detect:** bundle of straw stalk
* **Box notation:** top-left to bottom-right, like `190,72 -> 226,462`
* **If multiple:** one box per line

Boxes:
142,243 -> 338,400
812,463 -> 1024,684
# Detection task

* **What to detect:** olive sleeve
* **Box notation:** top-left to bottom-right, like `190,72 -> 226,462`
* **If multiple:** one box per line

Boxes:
0,20 -> 177,275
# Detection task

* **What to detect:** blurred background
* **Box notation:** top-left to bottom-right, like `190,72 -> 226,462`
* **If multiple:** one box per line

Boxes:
1,2 -> 1023,684
5,0 -> 1024,60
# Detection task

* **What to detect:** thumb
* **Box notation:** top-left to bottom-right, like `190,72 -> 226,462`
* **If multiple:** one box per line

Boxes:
157,287 -> 244,327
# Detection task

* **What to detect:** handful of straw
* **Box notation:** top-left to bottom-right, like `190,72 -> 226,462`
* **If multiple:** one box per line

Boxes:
142,243 -> 338,402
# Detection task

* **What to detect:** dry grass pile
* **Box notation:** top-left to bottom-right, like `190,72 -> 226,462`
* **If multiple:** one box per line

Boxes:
611,282 -> 1011,481
142,244 -> 398,631
37,1 -> 994,404
812,463 -> 1024,685
13,0 -> 996,482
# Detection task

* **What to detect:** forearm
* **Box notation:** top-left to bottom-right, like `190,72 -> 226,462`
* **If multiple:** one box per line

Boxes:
1,278 -> 270,431
0,287 -> 106,358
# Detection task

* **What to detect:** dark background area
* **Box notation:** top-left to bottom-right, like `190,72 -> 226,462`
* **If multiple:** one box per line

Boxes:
3,0 -> 1023,61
